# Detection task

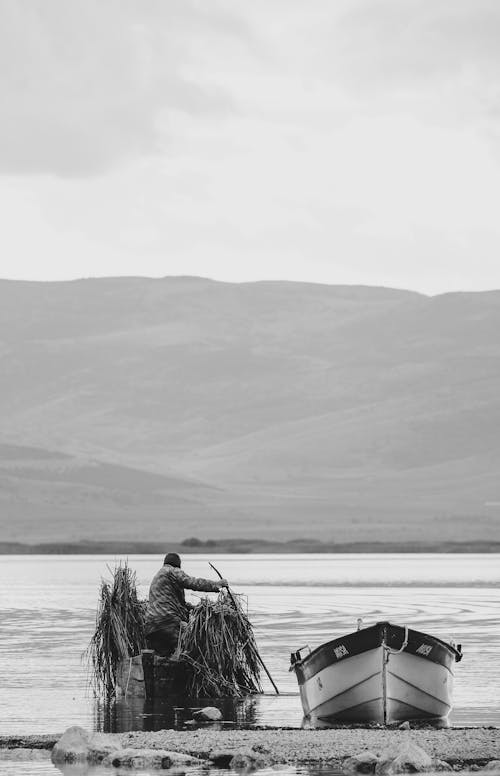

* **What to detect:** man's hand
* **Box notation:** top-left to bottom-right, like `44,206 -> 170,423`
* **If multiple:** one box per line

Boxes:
217,578 -> 229,589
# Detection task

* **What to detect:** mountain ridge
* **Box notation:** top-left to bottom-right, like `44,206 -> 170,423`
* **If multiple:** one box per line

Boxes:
1,277 -> 499,544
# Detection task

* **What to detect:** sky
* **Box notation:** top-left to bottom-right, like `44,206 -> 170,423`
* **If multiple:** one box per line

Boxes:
1,0 -> 500,294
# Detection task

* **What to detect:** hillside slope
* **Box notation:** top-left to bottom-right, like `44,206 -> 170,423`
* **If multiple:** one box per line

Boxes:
0,277 -> 499,544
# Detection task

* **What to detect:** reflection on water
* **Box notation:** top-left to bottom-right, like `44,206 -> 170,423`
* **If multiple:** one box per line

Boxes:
94,694 -> 260,733
302,713 -> 450,730
0,763 -> 489,776
0,765 -> 54,776
52,768 -> 346,776
0,763 -> 346,776
1,554 -> 499,733
94,695 -> 456,734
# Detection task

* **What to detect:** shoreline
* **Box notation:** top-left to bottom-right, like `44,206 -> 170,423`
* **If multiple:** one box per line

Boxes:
1,727 -> 499,768
1,540 -> 500,555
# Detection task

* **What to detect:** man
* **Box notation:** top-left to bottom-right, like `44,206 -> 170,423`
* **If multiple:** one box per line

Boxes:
145,552 -> 228,657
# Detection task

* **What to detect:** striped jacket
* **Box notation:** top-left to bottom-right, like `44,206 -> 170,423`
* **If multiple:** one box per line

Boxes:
145,564 -> 220,634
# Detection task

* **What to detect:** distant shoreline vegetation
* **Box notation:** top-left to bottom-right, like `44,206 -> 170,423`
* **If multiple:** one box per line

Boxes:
0,538 -> 499,554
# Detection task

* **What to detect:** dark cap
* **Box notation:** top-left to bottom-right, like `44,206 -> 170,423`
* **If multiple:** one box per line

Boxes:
164,552 -> 181,567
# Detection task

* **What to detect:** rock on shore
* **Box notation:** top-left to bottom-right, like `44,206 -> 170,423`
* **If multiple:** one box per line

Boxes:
117,727 -> 500,768
42,726 -> 500,770
1,727 -> 499,771
51,726 -> 205,769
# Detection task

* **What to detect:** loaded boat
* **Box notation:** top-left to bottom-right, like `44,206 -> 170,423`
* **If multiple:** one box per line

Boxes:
290,621 -> 462,725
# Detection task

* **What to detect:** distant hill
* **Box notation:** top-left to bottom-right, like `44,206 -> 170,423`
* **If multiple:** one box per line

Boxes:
1,277 -> 499,545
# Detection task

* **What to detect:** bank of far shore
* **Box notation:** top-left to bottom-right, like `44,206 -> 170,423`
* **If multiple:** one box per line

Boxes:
1,539 -> 500,555
1,727 -> 499,769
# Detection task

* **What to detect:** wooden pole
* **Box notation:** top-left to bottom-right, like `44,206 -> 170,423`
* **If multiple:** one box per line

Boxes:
209,561 -> 280,695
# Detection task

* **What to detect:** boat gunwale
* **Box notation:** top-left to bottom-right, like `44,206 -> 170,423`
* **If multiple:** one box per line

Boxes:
294,621 -> 461,665
384,622 -> 462,660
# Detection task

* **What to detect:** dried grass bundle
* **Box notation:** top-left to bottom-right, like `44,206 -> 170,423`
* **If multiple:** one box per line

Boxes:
86,562 -> 146,696
179,590 -> 262,697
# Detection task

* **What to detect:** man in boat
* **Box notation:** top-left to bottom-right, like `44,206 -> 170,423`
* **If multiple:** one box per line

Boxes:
145,552 -> 228,657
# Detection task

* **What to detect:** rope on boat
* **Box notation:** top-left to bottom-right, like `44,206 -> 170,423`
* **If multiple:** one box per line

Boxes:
384,625 -> 409,656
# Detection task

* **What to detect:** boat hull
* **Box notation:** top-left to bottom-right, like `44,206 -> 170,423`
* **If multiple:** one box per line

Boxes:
116,650 -> 186,699
292,622 -> 460,725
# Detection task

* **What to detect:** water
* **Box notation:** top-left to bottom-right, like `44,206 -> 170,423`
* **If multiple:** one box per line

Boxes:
0,761 -> 345,776
1,554 -> 499,737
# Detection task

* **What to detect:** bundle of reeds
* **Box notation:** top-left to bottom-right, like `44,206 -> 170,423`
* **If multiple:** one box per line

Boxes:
179,590 -> 262,698
86,562 -> 146,696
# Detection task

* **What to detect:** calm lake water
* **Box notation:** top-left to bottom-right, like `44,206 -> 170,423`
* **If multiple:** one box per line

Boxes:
0,761 -> 346,776
1,554 -> 499,736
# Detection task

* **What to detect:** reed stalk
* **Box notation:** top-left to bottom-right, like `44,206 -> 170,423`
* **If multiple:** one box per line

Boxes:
86,562 -> 146,696
179,590 -> 262,697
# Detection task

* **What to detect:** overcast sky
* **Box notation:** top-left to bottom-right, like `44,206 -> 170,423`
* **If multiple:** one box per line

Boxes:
1,0 -> 500,293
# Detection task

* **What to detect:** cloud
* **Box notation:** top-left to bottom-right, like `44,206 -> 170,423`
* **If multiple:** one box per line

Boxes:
250,0 -> 500,132
0,0 -> 245,177
337,0 -> 500,77
2,0 -> 500,293
331,1 -> 500,119
3,0 -> 500,179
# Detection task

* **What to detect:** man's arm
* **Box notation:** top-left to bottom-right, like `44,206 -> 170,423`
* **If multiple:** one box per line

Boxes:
173,567 -> 227,593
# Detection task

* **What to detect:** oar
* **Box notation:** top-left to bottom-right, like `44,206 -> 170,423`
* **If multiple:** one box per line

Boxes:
209,561 -> 280,695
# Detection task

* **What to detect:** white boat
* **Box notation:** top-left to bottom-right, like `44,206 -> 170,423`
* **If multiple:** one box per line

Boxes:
290,621 -> 462,725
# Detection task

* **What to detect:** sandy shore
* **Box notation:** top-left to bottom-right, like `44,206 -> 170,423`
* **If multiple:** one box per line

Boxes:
1,727 -> 499,768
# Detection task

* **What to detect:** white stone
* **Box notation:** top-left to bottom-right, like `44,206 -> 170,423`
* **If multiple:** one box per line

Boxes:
344,751 -> 379,774
376,742 -> 433,775
87,732 -> 121,762
432,760 -> 453,772
51,726 -> 91,764
229,748 -> 272,770
193,706 -> 223,721
102,748 -> 203,769
51,728 -> 122,765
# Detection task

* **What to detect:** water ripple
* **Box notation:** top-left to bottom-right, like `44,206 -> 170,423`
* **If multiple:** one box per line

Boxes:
0,555 -> 499,733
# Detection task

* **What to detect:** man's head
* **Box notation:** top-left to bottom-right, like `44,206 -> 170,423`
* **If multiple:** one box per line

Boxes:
164,552 -> 181,568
